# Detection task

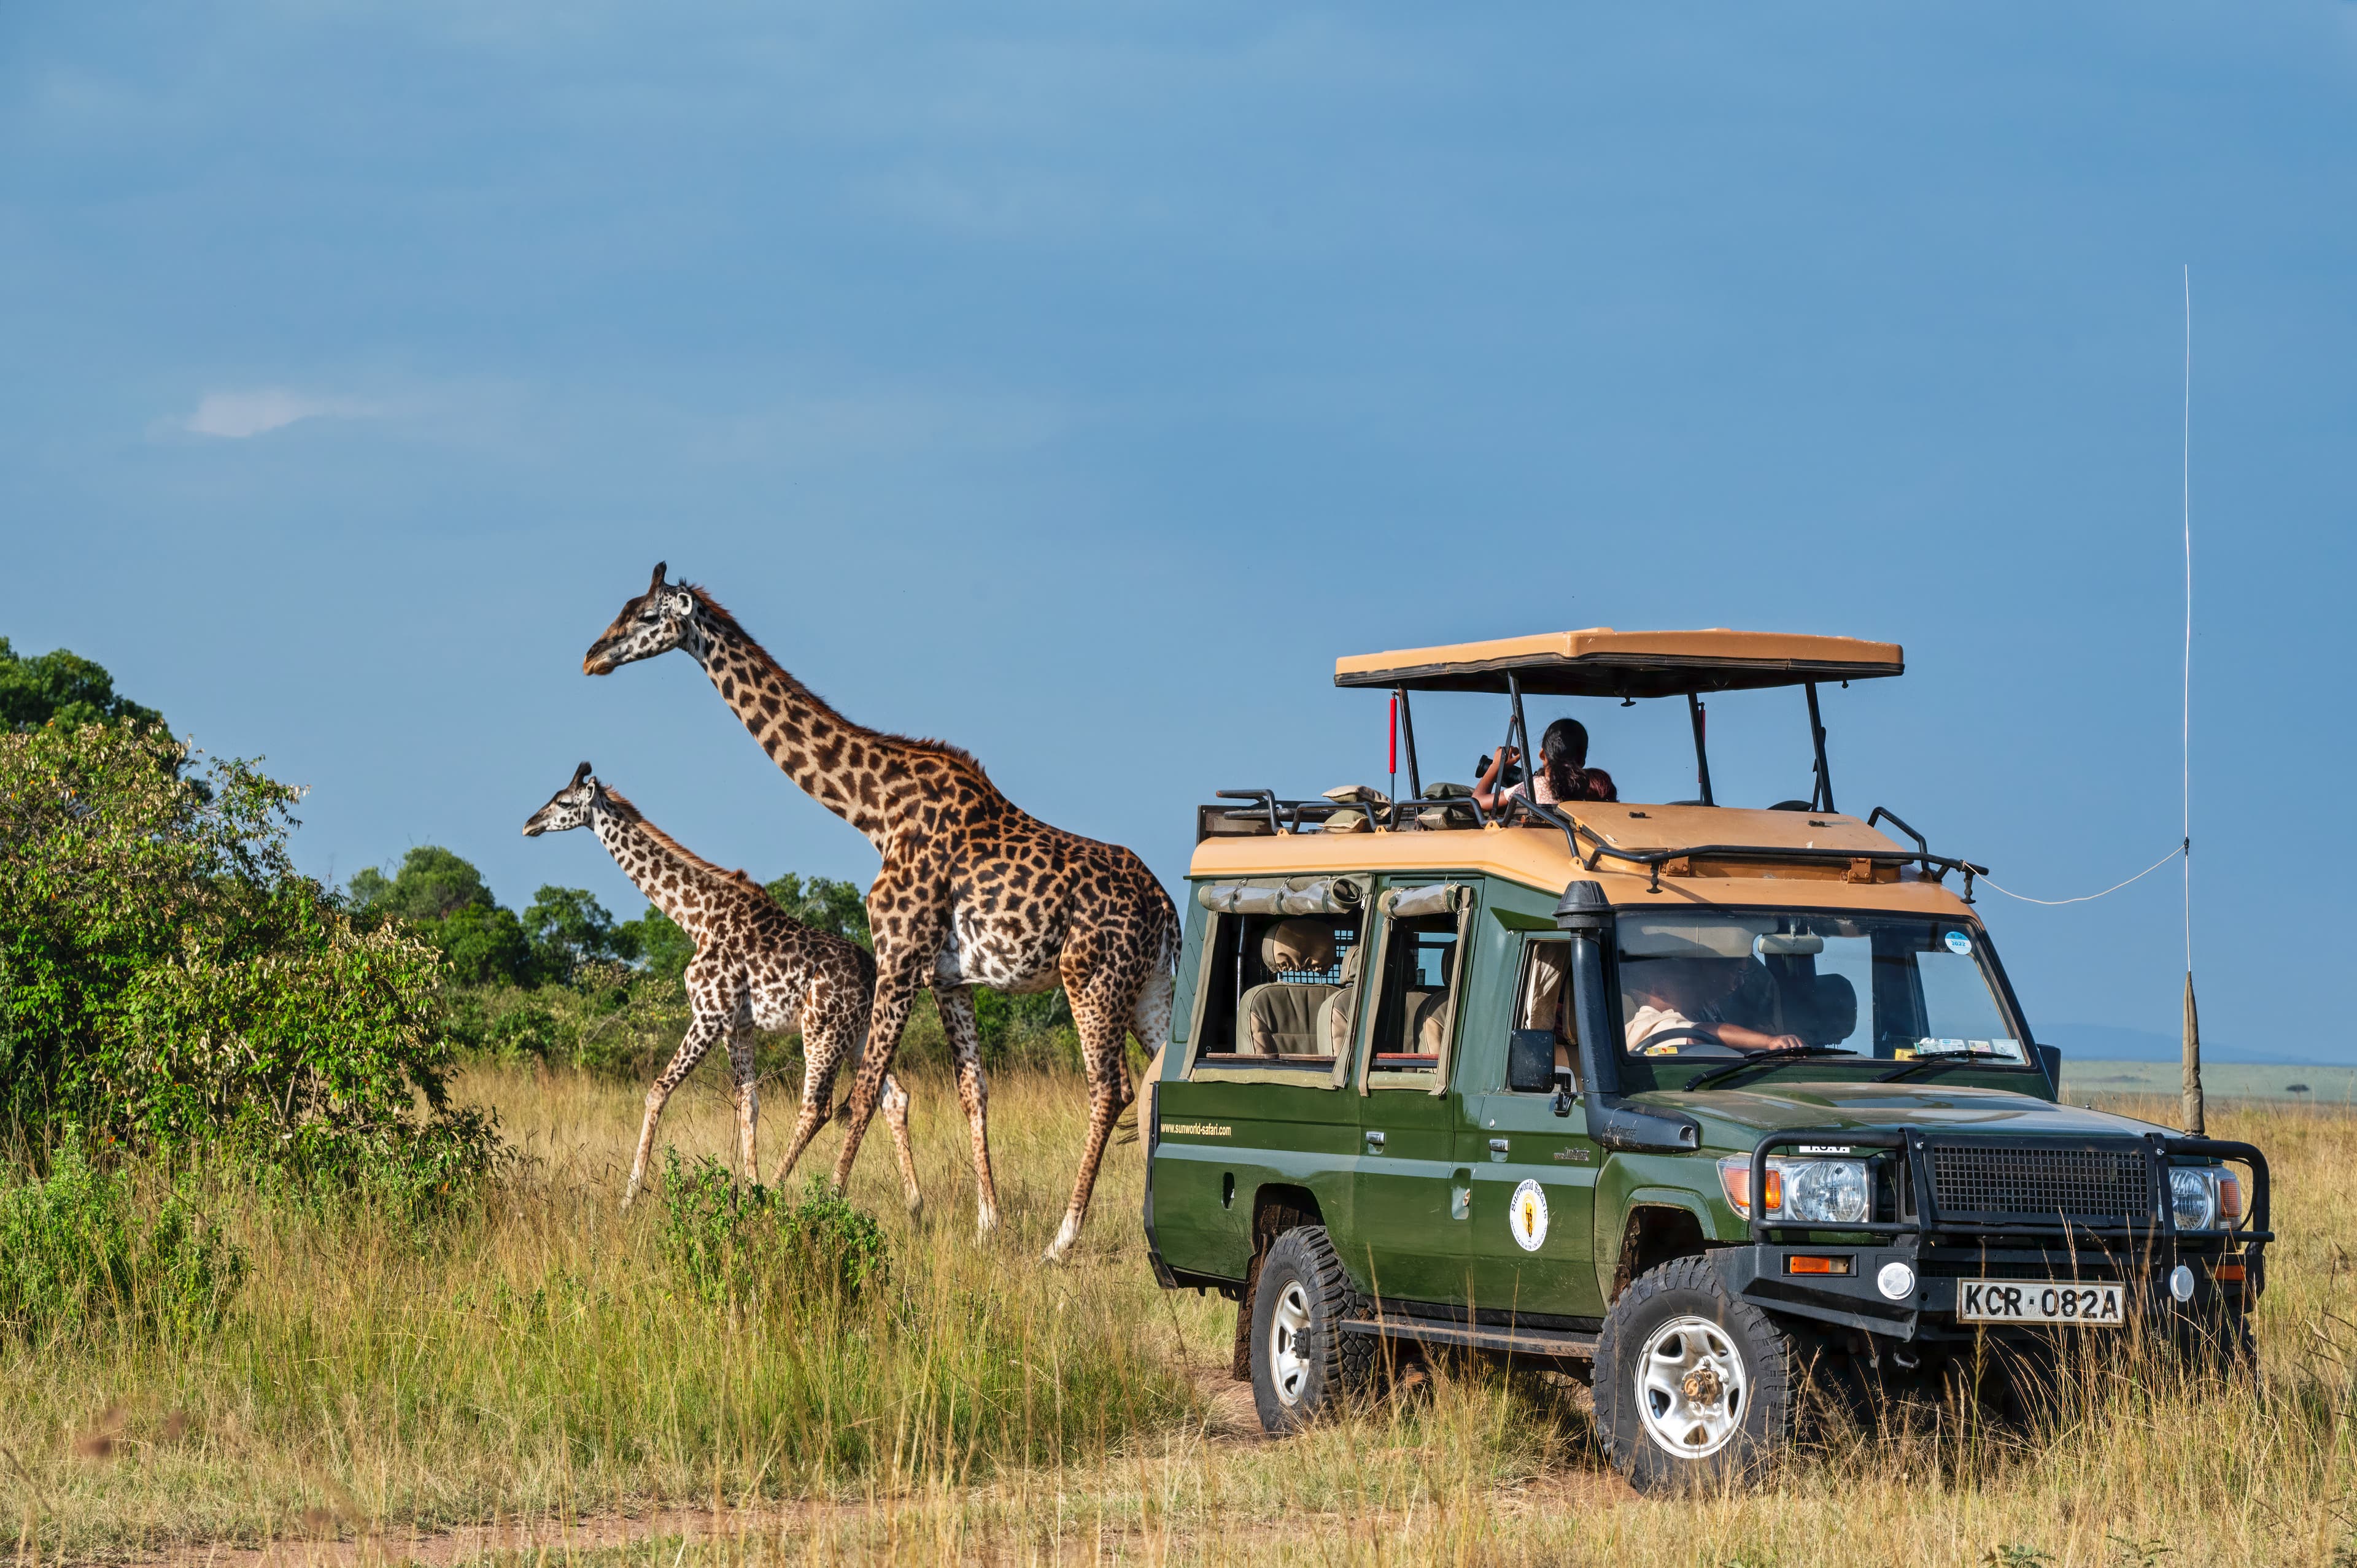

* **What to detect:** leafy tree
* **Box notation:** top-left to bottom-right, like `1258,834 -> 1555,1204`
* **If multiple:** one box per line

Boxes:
523,885 -> 638,981
358,846 -> 498,921
433,904 -> 538,987
0,722 -> 498,1191
0,638 -> 166,735
346,846 -> 540,986
619,906 -> 695,991
764,873 -> 871,950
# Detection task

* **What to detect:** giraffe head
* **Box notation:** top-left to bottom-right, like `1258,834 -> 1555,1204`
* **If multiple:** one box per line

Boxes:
522,761 -> 601,836
583,562 -> 707,675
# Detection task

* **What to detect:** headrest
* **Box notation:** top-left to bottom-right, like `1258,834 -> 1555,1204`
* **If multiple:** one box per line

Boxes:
1323,784 -> 1391,805
1323,808 -> 1371,833
1262,919 -> 1337,975
1813,973 -> 1858,1042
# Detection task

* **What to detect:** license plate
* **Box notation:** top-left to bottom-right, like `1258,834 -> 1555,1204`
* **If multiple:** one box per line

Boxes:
1959,1280 -> 2124,1326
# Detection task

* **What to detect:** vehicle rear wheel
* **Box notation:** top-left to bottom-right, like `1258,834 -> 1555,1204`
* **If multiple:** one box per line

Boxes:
1249,1226 -> 1372,1433
1593,1254 -> 1797,1492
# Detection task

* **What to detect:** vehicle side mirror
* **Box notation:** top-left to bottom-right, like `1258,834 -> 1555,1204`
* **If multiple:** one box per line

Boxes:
1507,1030 -> 1557,1094
1550,1066 -> 1577,1118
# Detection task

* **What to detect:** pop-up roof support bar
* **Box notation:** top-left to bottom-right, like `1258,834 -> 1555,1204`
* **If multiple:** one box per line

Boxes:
1686,693 -> 1715,807
1805,681 -> 1835,814
1394,685 -> 1422,801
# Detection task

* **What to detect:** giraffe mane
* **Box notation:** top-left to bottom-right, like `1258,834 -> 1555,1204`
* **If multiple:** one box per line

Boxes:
686,582 -> 987,773
597,788 -> 767,896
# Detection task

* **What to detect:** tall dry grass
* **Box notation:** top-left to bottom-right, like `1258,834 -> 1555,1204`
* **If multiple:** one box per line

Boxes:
2,1081 -> 2352,1566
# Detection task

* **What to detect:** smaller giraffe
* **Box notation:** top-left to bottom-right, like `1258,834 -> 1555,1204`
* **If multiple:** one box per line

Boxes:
523,762 -> 919,1209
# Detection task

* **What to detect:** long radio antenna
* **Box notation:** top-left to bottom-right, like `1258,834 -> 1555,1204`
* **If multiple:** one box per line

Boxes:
2180,265 -> 2204,1136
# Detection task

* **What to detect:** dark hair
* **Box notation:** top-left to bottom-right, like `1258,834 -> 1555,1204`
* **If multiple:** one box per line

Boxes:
1539,719 -> 1589,802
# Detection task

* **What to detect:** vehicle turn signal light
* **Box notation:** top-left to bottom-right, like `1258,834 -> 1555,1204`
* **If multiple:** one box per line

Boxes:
2219,1172 -> 2245,1225
1784,1255 -> 1852,1276
2214,1261 -> 2247,1283
1718,1163 -> 1782,1217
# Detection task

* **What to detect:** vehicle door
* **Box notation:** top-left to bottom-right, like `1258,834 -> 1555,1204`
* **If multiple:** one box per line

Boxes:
1347,879 -> 1479,1306
1151,880 -> 1369,1286
1457,934 -> 1605,1321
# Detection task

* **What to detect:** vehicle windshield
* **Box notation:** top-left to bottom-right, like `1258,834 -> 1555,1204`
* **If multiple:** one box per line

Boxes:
1614,910 -> 2027,1066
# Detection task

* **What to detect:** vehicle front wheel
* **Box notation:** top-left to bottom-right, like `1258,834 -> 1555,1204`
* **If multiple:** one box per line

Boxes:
1248,1226 -> 1372,1433
1593,1254 -> 1797,1493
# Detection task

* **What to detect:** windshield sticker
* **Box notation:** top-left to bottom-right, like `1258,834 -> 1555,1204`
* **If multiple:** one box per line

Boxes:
1510,1179 -> 1550,1252
1943,930 -> 1973,956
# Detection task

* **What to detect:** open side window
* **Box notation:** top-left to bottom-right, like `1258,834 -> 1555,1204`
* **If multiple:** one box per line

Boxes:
1357,882 -> 1476,1095
1506,937 -> 1579,1092
1184,878 -> 1368,1086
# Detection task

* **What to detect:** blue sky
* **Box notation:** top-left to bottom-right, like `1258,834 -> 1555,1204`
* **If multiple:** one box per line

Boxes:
6,4 -> 2353,1060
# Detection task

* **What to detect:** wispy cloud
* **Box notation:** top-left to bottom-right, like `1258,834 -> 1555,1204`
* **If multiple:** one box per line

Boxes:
183,388 -> 381,439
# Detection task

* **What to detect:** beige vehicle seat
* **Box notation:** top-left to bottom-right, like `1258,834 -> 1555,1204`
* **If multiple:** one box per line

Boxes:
1312,942 -> 1366,1057
1237,919 -> 1339,1057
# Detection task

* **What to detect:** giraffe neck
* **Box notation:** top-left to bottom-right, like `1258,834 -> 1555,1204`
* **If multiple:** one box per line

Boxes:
591,806 -> 718,936
690,615 -> 920,851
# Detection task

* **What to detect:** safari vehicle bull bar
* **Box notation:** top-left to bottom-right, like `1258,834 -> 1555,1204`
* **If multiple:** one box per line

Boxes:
1743,1127 -> 2274,1247
1718,1127 -> 2272,1342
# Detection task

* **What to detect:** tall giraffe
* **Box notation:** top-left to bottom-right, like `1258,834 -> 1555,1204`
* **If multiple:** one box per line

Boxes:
583,565 -> 1178,1260
523,761 -> 919,1210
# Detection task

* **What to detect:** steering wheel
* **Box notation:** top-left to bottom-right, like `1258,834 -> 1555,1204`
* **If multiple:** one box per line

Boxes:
1630,1025 -> 1744,1059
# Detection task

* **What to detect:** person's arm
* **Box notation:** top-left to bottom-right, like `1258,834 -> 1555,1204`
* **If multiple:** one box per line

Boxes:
1472,746 -> 1517,813
1707,1022 -> 1808,1053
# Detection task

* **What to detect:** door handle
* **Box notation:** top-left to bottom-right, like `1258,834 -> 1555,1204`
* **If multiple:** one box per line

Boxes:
1364,1130 -> 1386,1149
1488,1137 -> 1511,1155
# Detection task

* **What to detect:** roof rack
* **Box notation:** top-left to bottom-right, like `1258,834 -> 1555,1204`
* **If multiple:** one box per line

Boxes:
1495,794 -> 1986,898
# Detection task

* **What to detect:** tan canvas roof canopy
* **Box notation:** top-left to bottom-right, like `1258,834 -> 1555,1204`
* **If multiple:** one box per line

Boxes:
1334,628 -> 1904,699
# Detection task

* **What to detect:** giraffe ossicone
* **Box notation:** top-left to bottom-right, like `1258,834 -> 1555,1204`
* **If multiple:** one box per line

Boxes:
585,566 -> 1179,1259
522,760 -> 920,1213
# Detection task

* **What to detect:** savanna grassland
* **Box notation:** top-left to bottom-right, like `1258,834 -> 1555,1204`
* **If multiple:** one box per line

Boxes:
4,1073 -> 2356,1568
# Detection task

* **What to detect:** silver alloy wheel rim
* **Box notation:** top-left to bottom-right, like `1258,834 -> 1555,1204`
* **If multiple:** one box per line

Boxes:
1635,1314 -> 1749,1459
1269,1281 -> 1314,1407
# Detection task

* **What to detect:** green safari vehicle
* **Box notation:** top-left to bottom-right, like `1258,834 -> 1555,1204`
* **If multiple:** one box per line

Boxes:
1140,628 -> 2270,1491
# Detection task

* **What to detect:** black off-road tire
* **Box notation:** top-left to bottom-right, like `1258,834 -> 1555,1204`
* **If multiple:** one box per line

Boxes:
1248,1226 -> 1374,1434
1593,1254 -> 1798,1493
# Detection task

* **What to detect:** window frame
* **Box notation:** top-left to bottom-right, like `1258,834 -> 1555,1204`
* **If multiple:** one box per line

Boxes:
1180,880 -> 1370,1089
1353,881 -> 1478,1097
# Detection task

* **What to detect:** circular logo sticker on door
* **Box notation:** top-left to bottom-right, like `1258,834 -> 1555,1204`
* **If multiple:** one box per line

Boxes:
1509,1178 -> 1550,1252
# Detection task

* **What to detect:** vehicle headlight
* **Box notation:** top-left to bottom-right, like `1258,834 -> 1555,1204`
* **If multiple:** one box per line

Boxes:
1787,1160 -> 1870,1224
1717,1156 -> 1870,1224
2169,1166 -> 2220,1232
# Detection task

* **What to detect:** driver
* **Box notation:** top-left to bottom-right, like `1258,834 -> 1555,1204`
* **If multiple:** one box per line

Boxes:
1624,957 -> 1806,1056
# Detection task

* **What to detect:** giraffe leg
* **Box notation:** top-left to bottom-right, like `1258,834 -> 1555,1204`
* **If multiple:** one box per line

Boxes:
1043,986 -> 1134,1263
830,926 -> 939,1196
774,1010 -> 850,1186
878,1072 -> 922,1215
935,984 -> 1001,1237
727,1022 -> 760,1186
622,1014 -> 727,1207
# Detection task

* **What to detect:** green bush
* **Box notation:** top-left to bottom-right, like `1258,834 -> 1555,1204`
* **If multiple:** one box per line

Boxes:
658,1152 -> 890,1309
0,1141 -> 246,1343
0,723 -> 503,1195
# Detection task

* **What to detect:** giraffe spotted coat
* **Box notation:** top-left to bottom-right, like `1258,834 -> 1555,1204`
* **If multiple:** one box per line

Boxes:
585,565 -> 1178,1259
522,762 -> 918,1210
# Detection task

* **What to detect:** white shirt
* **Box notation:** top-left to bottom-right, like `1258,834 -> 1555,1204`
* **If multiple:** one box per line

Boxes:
1627,1003 -> 1701,1054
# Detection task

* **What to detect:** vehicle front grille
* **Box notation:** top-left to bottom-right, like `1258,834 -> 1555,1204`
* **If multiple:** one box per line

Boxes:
1929,1144 -> 2152,1222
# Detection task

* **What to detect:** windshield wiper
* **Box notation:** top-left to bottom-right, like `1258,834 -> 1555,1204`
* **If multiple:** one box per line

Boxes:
1679,1045 -> 1857,1093
1874,1050 -> 2019,1083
